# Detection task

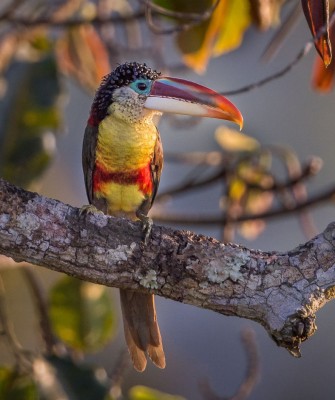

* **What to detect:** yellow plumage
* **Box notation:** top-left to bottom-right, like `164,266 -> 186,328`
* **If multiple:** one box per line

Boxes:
96,112 -> 158,171
94,114 -> 158,214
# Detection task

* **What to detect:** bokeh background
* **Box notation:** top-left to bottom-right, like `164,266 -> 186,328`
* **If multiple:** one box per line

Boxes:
2,2 -> 335,399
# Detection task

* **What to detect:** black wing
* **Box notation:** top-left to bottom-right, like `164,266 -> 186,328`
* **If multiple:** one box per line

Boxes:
150,128 -> 163,207
82,124 -> 98,204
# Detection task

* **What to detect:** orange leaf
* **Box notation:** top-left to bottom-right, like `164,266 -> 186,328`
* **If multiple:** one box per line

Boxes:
312,50 -> 335,91
302,0 -> 332,66
0,34 -> 18,74
239,220 -> 266,240
311,20 -> 335,91
250,0 -> 285,31
56,25 -> 110,91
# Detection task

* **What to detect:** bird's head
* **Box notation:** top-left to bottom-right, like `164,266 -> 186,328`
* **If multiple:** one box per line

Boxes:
88,62 -> 243,128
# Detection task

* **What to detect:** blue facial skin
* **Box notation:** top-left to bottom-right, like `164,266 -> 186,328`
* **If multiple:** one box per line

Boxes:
130,79 -> 153,96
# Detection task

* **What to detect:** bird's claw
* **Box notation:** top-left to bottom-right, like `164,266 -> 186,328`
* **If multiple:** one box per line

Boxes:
142,217 -> 153,245
136,212 -> 153,244
79,204 -> 104,217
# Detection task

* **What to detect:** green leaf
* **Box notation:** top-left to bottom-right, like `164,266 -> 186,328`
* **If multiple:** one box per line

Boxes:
129,385 -> 186,400
49,276 -> 116,352
46,355 -> 111,400
0,55 -> 62,188
0,367 -> 38,400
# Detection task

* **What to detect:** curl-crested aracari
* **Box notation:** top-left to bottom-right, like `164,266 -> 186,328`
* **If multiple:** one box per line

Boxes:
82,62 -> 243,372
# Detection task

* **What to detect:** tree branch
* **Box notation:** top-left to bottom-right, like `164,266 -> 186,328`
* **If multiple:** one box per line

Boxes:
1,178 -> 335,357
0,10 -> 145,27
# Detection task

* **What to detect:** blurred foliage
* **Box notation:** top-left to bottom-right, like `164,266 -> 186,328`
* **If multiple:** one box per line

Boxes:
0,55 -> 62,188
215,126 -> 259,152
157,126 -> 319,242
215,127 -> 274,240
0,367 -> 38,400
46,355 -> 111,400
129,385 -> 185,400
0,0 -> 332,89
56,24 -> 111,91
49,276 -> 116,352
249,0 -> 285,30
0,0 -> 332,185
216,126 -> 320,241
154,0 -> 250,73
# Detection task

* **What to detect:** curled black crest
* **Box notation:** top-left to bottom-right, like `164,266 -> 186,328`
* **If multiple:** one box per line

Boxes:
91,62 -> 161,123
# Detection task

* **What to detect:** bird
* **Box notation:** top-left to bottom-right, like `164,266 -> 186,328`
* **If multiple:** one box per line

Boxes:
82,61 -> 243,372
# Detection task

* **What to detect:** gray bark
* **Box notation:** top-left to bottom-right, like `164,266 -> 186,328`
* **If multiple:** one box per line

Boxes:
1,178 -> 335,357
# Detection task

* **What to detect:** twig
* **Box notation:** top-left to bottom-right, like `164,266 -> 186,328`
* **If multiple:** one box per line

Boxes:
0,0 -> 25,21
0,10 -> 145,27
222,43 -> 312,96
108,349 -> 131,400
222,10 -> 335,96
144,0 -> 220,35
152,183 -> 335,226
229,329 -> 260,400
0,274 -> 31,371
21,267 -> 57,354
157,155 -> 321,201
141,0 -> 220,21
164,151 -> 225,166
275,146 -> 318,239
157,164 -> 227,201
199,328 -> 260,400
261,2 -> 302,62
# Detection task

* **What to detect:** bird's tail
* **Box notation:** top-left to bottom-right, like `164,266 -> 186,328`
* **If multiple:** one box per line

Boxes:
119,289 -> 165,372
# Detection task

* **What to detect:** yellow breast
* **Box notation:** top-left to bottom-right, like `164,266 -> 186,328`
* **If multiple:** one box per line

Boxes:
94,114 -> 158,215
96,114 -> 158,172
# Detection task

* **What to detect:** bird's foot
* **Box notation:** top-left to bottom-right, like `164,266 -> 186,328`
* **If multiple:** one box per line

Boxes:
136,212 -> 153,245
79,204 -> 104,217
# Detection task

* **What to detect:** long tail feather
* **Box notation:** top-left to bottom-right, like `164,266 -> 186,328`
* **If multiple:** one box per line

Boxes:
120,290 -> 165,371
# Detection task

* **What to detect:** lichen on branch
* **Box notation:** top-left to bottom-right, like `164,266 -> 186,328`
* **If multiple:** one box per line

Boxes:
1,178 -> 335,357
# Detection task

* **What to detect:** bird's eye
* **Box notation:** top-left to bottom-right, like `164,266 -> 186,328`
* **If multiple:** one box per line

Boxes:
137,82 -> 147,91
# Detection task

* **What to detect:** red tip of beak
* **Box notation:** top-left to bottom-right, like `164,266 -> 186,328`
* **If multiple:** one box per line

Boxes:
146,77 -> 243,129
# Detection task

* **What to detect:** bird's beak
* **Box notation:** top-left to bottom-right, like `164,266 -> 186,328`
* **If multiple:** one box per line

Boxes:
144,77 -> 243,129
